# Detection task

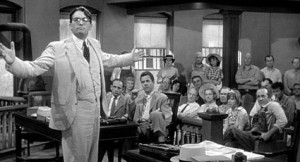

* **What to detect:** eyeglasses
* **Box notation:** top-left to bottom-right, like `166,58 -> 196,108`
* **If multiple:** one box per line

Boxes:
72,17 -> 90,23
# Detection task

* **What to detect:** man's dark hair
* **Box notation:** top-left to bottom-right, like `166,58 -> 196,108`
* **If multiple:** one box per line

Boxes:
70,6 -> 92,23
271,82 -> 284,91
293,83 -> 300,88
140,71 -> 154,82
292,57 -> 300,64
260,78 -> 273,88
264,55 -> 274,62
191,75 -> 202,82
112,79 -> 123,86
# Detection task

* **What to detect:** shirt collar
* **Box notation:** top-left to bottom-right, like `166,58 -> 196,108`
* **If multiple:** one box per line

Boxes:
112,95 -> 120,100
72,34 -> 88,50
242,64 -> 253,70
145,91 -> 154,99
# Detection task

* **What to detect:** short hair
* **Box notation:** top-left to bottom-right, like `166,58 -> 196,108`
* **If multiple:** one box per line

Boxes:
271,82 -> 284,91
111,79 -> 123,86
140,71 -> 154,82
125,77 -> 135,84
256,88 -> 269,96
162,77 -> 171,84
191,75 -> 202,82
70,6 -> 92,23
264,55 -> 274,62
188,87 -> 199,96
260,78 -> 273,88
292,57 -> 300,64
204,88 -> 218,100
208,55 -> 221,67
227,89 -> 242,106
171,79 -> 182,92
220,86 -> 230,92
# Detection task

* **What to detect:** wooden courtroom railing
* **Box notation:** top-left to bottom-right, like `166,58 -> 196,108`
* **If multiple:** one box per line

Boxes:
0,96 -> 27,152
174,113 -> 228,145
174,117 -> 202,145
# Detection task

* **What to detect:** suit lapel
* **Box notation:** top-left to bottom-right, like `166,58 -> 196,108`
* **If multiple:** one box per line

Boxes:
87,39 -> 109,116
150,92 -> 157,112
64,38 -> 83,86
114,95 -> 124,114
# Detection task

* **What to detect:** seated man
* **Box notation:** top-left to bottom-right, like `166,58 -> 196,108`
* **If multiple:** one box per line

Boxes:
132,71 -> 172,143
272,82 -> 296,127
190,75 -> 205,106
99,79 -> 131,162
106,79 -> 131,119
291,83 -> 300,110
177,87 -> 201,119
223,88 -> 287,151
159,77 -> 172,93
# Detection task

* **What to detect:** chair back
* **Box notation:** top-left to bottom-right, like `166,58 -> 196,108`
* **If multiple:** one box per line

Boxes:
163,92 -> 181,144
28,91 -> 51,107
163,93 -> 181,122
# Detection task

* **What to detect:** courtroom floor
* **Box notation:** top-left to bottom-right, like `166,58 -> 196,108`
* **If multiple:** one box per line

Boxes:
0,143 -> 126,162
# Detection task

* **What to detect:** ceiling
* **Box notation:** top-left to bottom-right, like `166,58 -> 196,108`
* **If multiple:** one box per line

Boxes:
107,0 -> 300,14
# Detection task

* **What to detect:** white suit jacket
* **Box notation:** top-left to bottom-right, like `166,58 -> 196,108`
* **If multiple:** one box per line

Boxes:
6,37 -> 134,130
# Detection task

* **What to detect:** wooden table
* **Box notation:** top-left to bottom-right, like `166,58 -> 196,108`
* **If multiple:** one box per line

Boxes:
14,113 -> 138,162
125,149 -> 275,162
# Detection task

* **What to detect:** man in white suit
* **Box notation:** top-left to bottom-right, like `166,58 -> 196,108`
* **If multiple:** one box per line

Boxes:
0,6 -> 143,162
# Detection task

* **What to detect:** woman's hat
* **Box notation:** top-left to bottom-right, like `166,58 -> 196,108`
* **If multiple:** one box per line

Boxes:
206,53 -> 221,65
199,83 -> 220,100
163,55 -> 175,63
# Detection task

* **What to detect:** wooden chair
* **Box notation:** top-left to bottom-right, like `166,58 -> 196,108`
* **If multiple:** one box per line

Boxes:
21,91 -> 62,162
163,92 -> 181,144
254,110 -> 300,162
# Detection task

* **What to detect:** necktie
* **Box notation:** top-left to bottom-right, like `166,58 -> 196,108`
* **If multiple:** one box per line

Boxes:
83,41 -> 90,63
110,96 -> 117,116
180,104 -> 189,113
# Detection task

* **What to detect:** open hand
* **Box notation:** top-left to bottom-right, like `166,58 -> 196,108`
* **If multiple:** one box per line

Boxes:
0,42 -> 16,64
131,47 -> 144,62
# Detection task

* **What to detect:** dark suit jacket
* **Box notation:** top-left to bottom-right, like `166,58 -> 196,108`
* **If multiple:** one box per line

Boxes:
106,92 -> 131,118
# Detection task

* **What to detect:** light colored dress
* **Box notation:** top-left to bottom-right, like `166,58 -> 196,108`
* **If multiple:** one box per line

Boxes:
223,106 -> 249,133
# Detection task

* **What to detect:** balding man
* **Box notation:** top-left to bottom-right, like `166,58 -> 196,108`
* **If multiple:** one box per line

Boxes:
283,57 -> 300,96
235,53 -> 263,100
224,88 -> 287,151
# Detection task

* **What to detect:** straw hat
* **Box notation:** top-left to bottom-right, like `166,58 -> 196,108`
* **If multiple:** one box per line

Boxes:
199,83 -> 220,100
163,55 -> 175,63
206,53 -> 221,65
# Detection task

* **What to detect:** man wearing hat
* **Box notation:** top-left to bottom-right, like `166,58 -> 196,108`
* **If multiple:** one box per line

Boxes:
186,52 -> 208,84
157,54 -> 179,84
204,53 -> 223,88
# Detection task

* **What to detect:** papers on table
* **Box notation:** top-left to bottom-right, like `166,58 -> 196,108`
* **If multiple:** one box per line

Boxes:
171,140 -> 264,162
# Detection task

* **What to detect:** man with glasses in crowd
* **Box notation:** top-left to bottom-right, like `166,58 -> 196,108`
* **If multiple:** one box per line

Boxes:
0,6 -> 143,162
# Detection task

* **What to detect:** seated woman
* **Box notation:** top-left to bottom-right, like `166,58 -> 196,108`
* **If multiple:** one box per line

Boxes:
198,85 -> 219,113
223,89 -> 249,134
123,77 -> 135,95
218,86 -> 231,113
170,79 -> 182,94
157,55 -> 179,84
